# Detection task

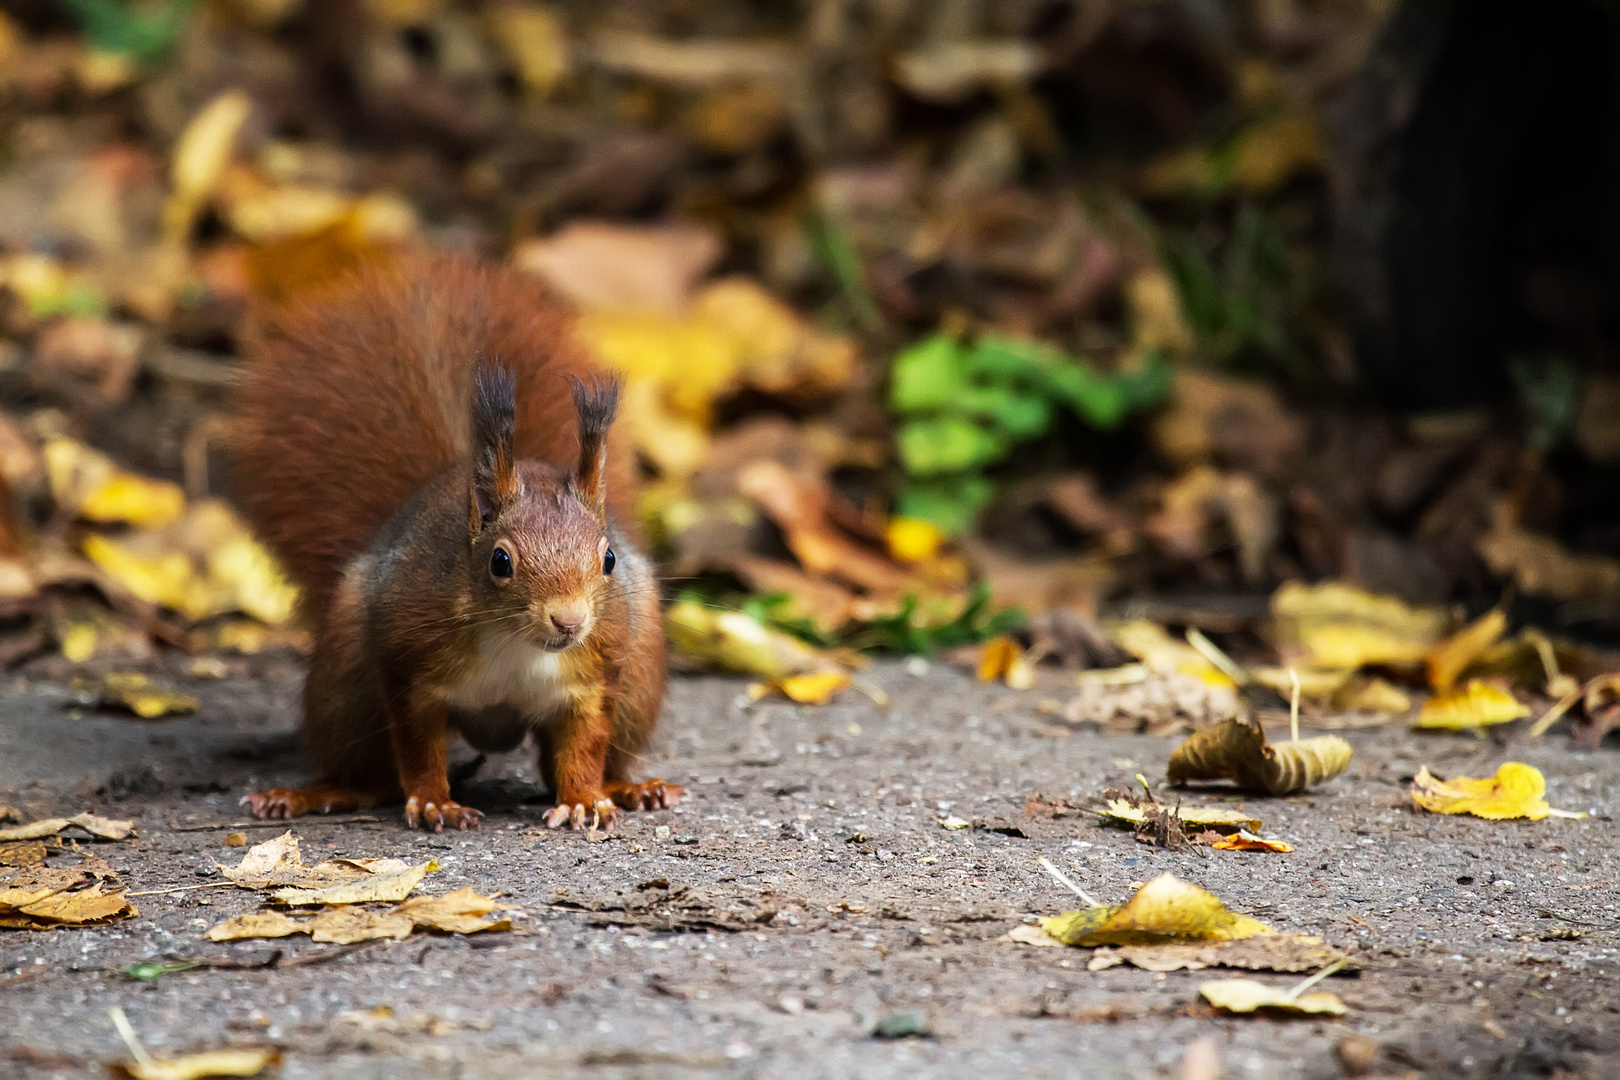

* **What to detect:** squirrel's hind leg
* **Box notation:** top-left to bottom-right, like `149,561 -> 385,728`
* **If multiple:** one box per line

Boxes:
244,781 -> 381,819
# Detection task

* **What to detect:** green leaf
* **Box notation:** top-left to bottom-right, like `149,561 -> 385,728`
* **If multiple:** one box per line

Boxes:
56,0 -> 200,61
956,385 -> 1053,438
896,476 -> 996,536
124,959 -> 200,983
1041,362 -> 1128,428
1509,355 -> 1581,452
889,334 -> 968,414
896,417 -> 1007,476
965,335 -> 1058,380
804,205 -> 882,331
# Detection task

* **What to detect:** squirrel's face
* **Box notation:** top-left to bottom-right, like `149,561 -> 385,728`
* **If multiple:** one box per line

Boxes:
475,479 -> 614,653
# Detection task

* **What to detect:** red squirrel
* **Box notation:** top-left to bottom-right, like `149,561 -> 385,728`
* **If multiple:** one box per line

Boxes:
232,252 -> 679,832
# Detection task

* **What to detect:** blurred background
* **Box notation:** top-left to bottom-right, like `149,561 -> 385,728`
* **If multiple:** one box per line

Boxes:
3,0 -> 1620,727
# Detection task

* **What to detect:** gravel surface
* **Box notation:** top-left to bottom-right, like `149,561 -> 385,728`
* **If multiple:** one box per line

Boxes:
2,659 -> 1618,1079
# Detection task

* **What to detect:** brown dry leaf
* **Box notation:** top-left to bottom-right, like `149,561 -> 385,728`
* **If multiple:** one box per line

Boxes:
1143,466 -> 1279,585
1414,679 -> 1530,731
1425,608 -> 1507,693
736,460 -> 911,595
486,5 -> 571,96
1210,830 -> 1292,853
307,906 -> 416,944
725,556 -> 861,638
977,635 -> 1035,689
1094,796 -> 1261,834
747,671 -> 851,705
665,600 -> 838,678
891,39 -> 1040,104
1039,874 -> 1270,947
0,864 -> 135,929
514,221 -> 723,316
221,831 -> 433,903
0,812 -> 135,841
0,841 -> 47,867
1199,977 -> 1347,1017
1150,370 -> 1305,476
1086,933 -> 1343,973
1410,763 -> 1583,821
1166,718 -> 1352,795
1270,580 -> 1450,670
394,887 -> 514,934
1478,500 -> 1620,605
119,1048 -> 278,1080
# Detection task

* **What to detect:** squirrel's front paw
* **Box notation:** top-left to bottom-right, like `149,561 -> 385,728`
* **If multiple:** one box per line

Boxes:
544,796 -> 620,831
404,796 -> 482,832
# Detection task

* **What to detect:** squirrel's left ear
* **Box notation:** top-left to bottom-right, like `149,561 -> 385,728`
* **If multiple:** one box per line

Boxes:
569,375 -> 619,517
470,362 -> 519,531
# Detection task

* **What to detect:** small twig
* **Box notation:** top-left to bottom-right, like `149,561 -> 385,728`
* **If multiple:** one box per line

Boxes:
172,816 -> 381,832
1135,774 -> 1157,804
1285,957 -> 1347,1000
1528,680 -> 1591,739
108,1007 -> 154,1071
0,967 -> 47,990
1185,628 -> 1250,687
1288,668 -> 1301,743
274,941 -> 376,968
126,880 -> 239,898
1038,856 -> 1101,908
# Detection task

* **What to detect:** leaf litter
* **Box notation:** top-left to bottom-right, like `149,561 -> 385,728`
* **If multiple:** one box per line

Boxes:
1410,763 -> 1586,821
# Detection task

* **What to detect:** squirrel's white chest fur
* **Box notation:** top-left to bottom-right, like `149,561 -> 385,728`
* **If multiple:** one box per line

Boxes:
440,631 -> 574,723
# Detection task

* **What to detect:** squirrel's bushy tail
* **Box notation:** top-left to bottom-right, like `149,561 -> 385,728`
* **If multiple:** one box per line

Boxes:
233,253 -> 622,623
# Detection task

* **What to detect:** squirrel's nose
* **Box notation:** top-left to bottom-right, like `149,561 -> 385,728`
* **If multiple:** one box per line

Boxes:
550,613 -> 584,636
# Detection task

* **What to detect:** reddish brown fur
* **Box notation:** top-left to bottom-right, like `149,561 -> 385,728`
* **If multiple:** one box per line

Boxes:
233,252 -> 673,832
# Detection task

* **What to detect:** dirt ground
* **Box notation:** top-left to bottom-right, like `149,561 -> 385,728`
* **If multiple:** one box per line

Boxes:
2,658 -> 1618,1080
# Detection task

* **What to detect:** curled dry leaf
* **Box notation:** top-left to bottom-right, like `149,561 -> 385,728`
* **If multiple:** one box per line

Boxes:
1166,719 -> 1352,795
1410,763 -> 1584,821
1039,873 -> 1270,947
221,831 -> 434,903
1198,978 -> 1347,1017
0,863 -> 135,928
117,1048 -> 278,1080
1414,679 -> 1530,731
747,670 -> 851,705
0,812 -> 135,841
1111,620 -> 1234,687
208,887 -> 511,943
977,635 -> 1035,689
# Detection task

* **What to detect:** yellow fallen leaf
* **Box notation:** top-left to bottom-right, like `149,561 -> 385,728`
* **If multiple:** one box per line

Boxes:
748,670 -> 851,705
1040,874 -> 1270,947
1166,718 -> 1352,795
165,90 -> 253,243
394,887 -> 513,934
486,5 -> 571,95
1414,679 -> 1530,730
1425,608 -> 1507,692
221,831 -> 434,901
1095,799 -> 1262,833
1270,581 -> 1449,670
206,911 -> 305,941
0,812 -> 135,841
938,816 -> 971,830
977,635 -> 1035,689
665,600 -> 836,678
1199,977 -> 1347,1016
1329,675 -> 1412,715
1251,665 -> 1350,701
1210,830 -> 1292,853
122,1048 -> 278,1080
80,672 -> 198,719
1111,620 -> 1233,688
1410,762 -> 1584,821
887,517 -> 945,564
45,438 -> 186,529
1004,923 -> 1064,947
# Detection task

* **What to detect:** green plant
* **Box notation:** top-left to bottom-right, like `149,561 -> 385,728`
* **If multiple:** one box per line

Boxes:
851,581 -> 1023,655
888,332 -> 1170,534
55,0 -> 199,61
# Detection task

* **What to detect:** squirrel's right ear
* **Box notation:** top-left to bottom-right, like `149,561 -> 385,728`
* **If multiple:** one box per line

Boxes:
470,363 -> 518,531
569,375 -> 620,517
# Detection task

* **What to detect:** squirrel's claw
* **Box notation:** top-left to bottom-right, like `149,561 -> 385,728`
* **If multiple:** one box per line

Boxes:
544,798 -> 620,831
605,778 -> 685,812
404,796 -> 483,832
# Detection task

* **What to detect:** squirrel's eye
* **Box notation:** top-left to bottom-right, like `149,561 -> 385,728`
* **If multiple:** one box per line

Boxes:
602,548 -> 616,576
490,546 -> 514,580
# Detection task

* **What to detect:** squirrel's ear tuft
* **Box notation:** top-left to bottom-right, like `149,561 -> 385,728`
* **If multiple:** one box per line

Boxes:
470,361 -> 518,530
569,375 -> 619,516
